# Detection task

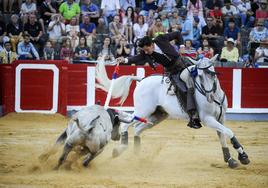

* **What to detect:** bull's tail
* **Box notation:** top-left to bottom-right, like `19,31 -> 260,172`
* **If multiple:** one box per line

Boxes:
56,129 -> 67,145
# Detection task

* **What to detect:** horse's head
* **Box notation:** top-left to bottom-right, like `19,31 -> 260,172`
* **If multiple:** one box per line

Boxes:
188,55 -> 219,103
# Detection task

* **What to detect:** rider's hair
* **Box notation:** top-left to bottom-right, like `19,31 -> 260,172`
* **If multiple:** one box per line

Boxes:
138,36 -> 153,48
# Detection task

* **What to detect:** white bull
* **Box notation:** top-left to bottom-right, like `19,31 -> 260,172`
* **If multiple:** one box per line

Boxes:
40,105 -> 121,169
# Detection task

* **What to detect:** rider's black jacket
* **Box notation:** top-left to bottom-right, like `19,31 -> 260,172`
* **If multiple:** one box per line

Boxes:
127,31 -> 189,74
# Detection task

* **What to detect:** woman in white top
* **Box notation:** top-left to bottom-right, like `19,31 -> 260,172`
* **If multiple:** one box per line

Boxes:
20,0 -> 37,24
133,15 -> 148,43
122,6 -> 136,44
66,16 -> 80,49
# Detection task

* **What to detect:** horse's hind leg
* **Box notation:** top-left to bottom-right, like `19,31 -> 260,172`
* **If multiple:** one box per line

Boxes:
83,148 -> 104,167
134,108 -> 168,152
217,131 -> 238,168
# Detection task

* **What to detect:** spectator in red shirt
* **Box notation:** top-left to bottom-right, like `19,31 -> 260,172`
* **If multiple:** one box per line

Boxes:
256,0 -> 268,28
60,38 -> 74,62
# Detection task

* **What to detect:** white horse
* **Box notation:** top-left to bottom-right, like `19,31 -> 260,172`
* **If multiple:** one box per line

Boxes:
95,56 -> 250,168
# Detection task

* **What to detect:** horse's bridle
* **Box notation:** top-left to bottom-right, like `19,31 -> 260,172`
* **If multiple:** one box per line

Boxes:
195,64 -> 218,94
193,64 -> 226,121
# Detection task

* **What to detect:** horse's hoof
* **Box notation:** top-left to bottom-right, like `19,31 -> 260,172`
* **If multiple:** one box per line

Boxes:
112,148 -> 120,158
53,166 -> 59,171
238,152 -> 250,165
112,145 -> 127,158
227,158 -> 239,169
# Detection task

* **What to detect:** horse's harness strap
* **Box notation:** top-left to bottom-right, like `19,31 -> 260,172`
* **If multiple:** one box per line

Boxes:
213,93 -> 226,121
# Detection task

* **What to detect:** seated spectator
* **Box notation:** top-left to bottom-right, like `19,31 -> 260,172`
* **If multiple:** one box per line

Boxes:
66,16 -> 80,49
140,0 -> 158,17
249,19 -> 268,43
122,6 -> 136,44
254,41 -> 268,64
148,17 -> 166,38
20,0 -> 37,25
17,34 -> 40,60
221,0 -> 239,27
48,15 -> 66,44
101,0 -> 120,25
80,15 -> 96,49
157,0 -> 177,14
224,18 -> 241,52
40,0 -> 57,26
95,17 -> 109,49
0,41 -> 17,64
109,15 -> 125,45
59,0 -> 80,23
236,0 -> 255,28
160,11 -> 170,32
116,37 -> 131,58
191,9 -> 207,31
181,39 -> 197,58
187,0 -> 204,18
192,17 -> 201,49
209,4 -> 223,21
0,16 -> 8,46
169,8 -> 183,29
81,0 -> 100,25
120,0 -> 136,13
133,15 -> 149,43
145,9 -> 157,28
181,10 -> 194,41
60,38 -> 74,62
205,0 -> 224,16
197,38 -> 214,58
95,36 -> 115,62
256,0 -> 268,28
220,37 -> 239,63
202,16 -> 224,50
74,36 -> 92,61
43,40 -> 55,60
7,14 -> 23,52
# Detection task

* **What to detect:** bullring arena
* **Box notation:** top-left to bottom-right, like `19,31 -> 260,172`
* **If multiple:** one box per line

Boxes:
0,61 -> 268,187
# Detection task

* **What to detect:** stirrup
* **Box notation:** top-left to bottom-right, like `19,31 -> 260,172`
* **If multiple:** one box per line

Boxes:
187,119 -> 202,129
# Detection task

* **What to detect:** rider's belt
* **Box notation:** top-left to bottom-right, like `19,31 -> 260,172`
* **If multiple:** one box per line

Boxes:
165,59 -> 185,75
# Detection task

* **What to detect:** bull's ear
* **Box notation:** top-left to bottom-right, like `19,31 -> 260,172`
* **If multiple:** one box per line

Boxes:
210,54 -> 219,63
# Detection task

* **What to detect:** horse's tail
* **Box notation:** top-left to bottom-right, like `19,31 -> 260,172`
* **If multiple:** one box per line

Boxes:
95,62 -> 141,105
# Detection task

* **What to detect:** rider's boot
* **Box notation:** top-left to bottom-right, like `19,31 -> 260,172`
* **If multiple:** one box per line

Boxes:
186,88 -> 202,129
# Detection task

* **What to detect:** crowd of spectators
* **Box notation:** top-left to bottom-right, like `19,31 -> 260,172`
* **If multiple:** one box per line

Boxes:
0,0 -> 267,67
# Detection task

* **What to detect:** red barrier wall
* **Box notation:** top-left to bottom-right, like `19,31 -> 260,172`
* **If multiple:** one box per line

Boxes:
241,69 -> 268,108
1,61 -> 268,115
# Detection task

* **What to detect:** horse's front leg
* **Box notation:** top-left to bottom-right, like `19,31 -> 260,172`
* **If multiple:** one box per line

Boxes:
203,116 -> 250,166
217,131 -> 238,168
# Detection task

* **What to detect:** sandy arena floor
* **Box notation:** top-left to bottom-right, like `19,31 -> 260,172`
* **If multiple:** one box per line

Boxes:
0,113 -> 267,188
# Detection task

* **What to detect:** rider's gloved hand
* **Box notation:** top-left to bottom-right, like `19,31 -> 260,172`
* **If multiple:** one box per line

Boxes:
116,57 -> 126,64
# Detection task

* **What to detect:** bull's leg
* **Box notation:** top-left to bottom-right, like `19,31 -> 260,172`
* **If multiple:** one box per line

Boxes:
217,131 -> 238,168
54,143 -> 73,170
83,148 -> 104,167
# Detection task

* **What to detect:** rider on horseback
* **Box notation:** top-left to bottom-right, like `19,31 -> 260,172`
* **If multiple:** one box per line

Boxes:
116,31 -> 202,129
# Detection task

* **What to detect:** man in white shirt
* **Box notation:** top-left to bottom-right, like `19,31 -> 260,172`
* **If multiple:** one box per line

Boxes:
221,0 -> 239,27
101,0 -> 120,26
48,15 -> 66,43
